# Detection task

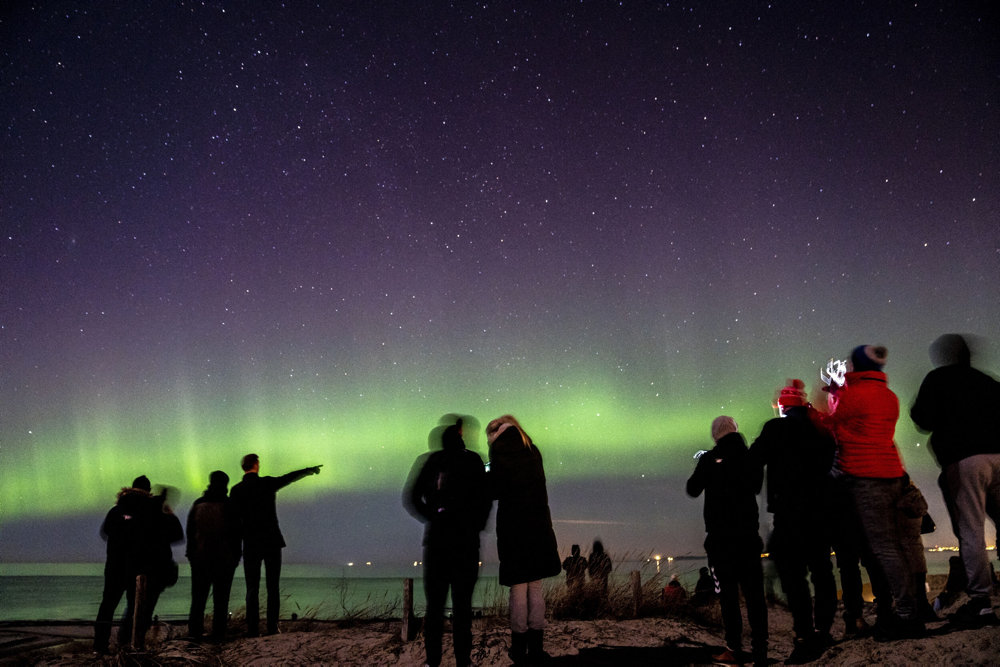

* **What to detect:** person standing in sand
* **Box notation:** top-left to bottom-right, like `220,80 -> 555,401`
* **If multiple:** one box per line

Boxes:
687,416 -> 768,666
404,417 -> 493,667
587,539 -> 612,597
229,454 -> 322,637
186,470 -> 242,641
562,544 -> 588,594
911,333 -> 1000,627
812,345 -> 928,640
487,415 -> 561,665
749,380 -> 837,663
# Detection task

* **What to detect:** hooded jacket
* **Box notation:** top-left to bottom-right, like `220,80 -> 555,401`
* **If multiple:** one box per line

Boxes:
911,363 -> 1000,468
408,427 -> 492,551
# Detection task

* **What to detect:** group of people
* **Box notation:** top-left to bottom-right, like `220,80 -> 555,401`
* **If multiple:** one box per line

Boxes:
93,454 -> 321,653
687,335 -> 1000,666
561,540 -> 613,596
92,333 -> 998,667
404,414 -> 562,667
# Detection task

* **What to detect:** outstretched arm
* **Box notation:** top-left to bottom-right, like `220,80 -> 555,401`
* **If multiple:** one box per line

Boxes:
274,465 -> 323,490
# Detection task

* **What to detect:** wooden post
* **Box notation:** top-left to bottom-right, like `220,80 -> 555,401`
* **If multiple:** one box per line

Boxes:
133,574 -> 147,649
401,578 -> 414,642
630,570 -> 642,617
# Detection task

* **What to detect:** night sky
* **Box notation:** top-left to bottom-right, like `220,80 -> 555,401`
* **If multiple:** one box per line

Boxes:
2,2 -> 998,565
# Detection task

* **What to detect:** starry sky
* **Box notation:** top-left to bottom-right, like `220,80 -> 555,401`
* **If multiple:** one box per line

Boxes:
2,2 -> 998,565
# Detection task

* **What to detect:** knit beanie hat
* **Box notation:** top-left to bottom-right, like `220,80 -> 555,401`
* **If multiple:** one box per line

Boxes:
132,475 -> 151,492
850,345 -> 888,372
711,416 -> 738,442
777,379 -> 807,410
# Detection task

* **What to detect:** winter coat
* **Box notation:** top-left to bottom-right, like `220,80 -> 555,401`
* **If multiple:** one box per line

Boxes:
911,363 -> 1000,468
186,489 -> 242,568
230,468 -> 314,555
749,406 -> 835,523
101,488 -> 184,588
686,431 -> 762,554
488,427 -> 561,586
101,487 -> 159,579
816,370 -> 904,478
408,444 -> 492,552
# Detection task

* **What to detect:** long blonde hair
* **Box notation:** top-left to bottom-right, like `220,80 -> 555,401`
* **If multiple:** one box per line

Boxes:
486,414 -> 530,447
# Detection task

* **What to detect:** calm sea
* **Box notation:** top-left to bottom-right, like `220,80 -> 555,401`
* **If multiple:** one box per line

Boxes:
0,553 -> 958,623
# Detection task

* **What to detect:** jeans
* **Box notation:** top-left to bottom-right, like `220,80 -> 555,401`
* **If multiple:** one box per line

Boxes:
423,544 -> 480,666
243,547 -> 282,635
509,580 -> 546,633
940,454 -> 1000,600
831,477 -> 892,621
845,475 -> 924,620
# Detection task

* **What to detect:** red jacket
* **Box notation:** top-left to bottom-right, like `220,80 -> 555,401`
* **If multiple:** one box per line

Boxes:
816,370 -> 904,478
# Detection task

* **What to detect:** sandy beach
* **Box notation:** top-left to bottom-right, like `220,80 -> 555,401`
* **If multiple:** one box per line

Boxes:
3,577 -> 998,666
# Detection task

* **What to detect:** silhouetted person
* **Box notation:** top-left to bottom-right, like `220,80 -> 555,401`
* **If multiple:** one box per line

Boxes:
912,333 -> 1000,627
687,416 -> 768,666
404,417 -> 492,667
229,454 -> 321,636
587,540 -> 612,596
93,475 -> 183,653
487,415 -> 561,665
693,566 -> 718,606
186,470 -> 241,640
749,379 -> 837,663
662,575 -> 687,607
562,544 -> 587,593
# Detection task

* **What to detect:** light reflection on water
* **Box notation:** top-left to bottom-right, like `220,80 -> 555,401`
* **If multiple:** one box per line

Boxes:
0,551 -> 969,622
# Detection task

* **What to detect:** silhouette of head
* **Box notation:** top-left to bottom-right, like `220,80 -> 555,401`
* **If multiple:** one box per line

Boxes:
929,333 -> 971,368
132,475 -> 151,492
241,453 -> 260,472
442,418 -> 465,450
208,470 -> 229,491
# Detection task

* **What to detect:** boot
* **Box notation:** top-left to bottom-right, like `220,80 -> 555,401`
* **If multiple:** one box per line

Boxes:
526,628 -> 550,663
509,631 -> 528,665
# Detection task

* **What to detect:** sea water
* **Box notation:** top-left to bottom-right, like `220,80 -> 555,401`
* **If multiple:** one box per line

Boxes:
0,552 -> 959,623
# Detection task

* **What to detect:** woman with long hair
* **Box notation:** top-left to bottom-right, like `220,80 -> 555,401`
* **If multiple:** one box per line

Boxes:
486,415 -> 561,664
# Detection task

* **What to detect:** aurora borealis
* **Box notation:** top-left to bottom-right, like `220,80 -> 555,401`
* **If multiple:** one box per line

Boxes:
2,2 -> 998,565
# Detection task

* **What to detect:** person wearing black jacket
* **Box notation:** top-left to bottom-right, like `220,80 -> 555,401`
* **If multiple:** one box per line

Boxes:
687,416 -> 767,666
911,333 -> 1000,627
404,417 -> 492,667
487,415 -> 561,665
229,454 -> 322,636
186,470 -> 242,640
93,475 -> 184,653
750,380 -> 837,662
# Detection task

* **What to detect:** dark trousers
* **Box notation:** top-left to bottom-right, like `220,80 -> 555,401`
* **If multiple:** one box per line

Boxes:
832,479 -> 891,621
189,560 -> 237,638
423,544 -> 480,667
243,547 -> 282,635
94,571 -> 162,651
771,521 -> 837,638
708,539 -> 768,657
